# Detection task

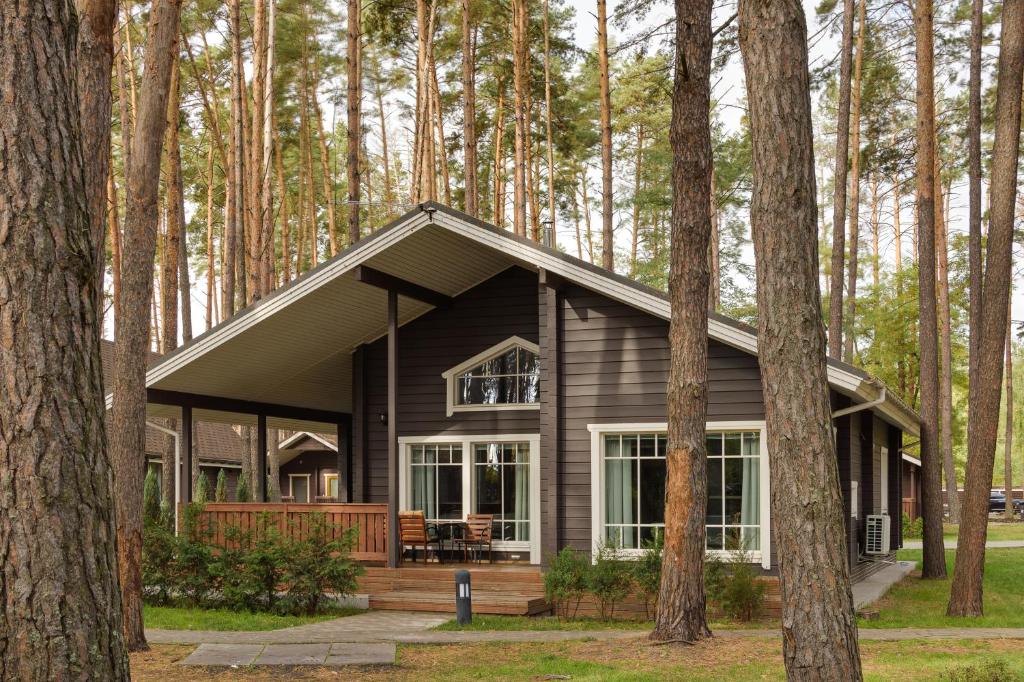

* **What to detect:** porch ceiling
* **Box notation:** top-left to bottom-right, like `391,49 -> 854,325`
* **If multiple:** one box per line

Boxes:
140,219 -> 526,428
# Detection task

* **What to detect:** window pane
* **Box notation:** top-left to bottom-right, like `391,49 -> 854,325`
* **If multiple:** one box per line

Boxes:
639,458 -> 666,524
706,457 -> 723,524
411,466 -> 436,518
475,463 -> 501,516
742,432 -> 760,457
605,435 -> 621,458
657,435 -> 667,456
518,374 -> 540,403
639,434 -> 657,458
450,445 -> 463,464
503,464 -> 529,521
517,348 -> 538,374
327,476 -> 339,498
724,457 -> 744,523
605,458 -> 637,526
437,465 -> 463,519
621,435 -> 638,459
724,526 -> 743,550
724,432 -> 742,456
640,525 -> 663,548
706,433 -> 723,456
706,526 -> 723,550
742,527 -> 761,551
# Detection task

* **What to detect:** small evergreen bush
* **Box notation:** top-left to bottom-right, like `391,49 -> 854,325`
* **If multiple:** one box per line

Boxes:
142,468 -> 161,526
236,472 -> 251,502
633,534 -> 663,619
282,512 -> 363,615
587,546 -> 632,620
902,512 -> 923,539
194,471 -> 211,504
215,469 -> 228,502
544,548 -> 590,619
718,557 -> 767,621
172,502 -> 214,606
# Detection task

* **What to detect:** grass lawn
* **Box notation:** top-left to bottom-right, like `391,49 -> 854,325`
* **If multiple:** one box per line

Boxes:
943,521 -> 1024,542
433,614 -> 776,632
133,639 -> 1024,681
859,548 -> 1024,628
143,605 -> 363,631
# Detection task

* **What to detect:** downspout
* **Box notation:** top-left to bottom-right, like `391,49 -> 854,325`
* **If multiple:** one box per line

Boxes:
146,420 -> 181,535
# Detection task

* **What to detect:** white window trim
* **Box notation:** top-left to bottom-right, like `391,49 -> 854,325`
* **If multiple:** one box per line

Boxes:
288,473 -> 312,503
398,433 -> 542,564
588,421 -> 772,570
440,336 -> 541,417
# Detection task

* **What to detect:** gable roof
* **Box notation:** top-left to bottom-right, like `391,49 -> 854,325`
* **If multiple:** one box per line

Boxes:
124,202 -> 918,436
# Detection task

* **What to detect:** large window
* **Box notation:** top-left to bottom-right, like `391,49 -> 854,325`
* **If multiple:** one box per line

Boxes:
474,442 -> 530,542
592,424 -> 767,562
410,444 -> 464,522
443,337 -> 540,415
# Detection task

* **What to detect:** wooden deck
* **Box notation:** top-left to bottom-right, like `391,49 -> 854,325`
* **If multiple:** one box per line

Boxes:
357,563 -> 550,616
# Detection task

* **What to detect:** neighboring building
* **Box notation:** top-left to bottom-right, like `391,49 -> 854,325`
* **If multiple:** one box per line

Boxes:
902,454 -> 922,521
278,431 -> 341,502
126,202 -> 918,580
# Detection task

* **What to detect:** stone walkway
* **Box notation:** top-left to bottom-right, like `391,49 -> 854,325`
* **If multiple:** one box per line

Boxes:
851,560 -> 916,609
902,539 -> 1024,550
182,642 -> 396,667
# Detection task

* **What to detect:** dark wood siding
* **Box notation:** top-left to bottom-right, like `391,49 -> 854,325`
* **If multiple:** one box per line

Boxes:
361,267 -> 540,503
559,284 -> 765,552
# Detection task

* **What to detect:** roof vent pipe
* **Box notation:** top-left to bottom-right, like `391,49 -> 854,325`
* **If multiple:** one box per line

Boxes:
541,220 -> 555,248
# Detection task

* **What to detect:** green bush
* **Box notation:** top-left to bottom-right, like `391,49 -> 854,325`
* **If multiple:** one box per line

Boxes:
902,512 -> 923,539
236,472 -> 251,502
633,535 -> 663,619
587,546 -> 632,620
282,513 -> 363,615
142,516 -> 177,605
943,660 -> 1022,682
195,471 -> 211,504
215,469 -> 228,502
172,503 -> 215,607
544,548 -> 590,620
718,559 -> 767,621
704,554 -> 727,605
143,468 -> 161,526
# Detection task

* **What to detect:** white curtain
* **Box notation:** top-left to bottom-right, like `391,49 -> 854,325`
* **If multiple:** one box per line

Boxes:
412,465 -> 436,519
515,458 -> 529,541
741,457 -> 759,550
605,436 -> 635,548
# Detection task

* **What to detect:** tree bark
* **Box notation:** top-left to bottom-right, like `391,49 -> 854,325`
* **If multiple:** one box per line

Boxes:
738,0 -> 863,676
511,0 -> 529,236
709,170 -> 720,311
347,0 -> 362,244
1005,299 -> 1014,519
968,0 -> 984,393
936,169 -> 960,523
0,1 -> 130,676
949,0 -> 1024,614
261,0 -> 276,294
110,0 -> 183,651
843,0 -> 865,363
828,0 -> 855,358
162,55 -> 181,354
463,0 -> 478,216
542,0 -> 556,236
649,0 -> 713,645
914,0 -> 947,580
109,162 -> 124,330
597,0 -> 614,270
227,0 -> 244,316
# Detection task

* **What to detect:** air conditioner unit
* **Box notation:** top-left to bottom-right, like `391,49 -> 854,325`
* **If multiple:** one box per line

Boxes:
865,514 -> 891,555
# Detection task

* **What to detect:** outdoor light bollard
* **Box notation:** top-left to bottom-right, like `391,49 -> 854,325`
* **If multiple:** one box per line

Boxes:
455,569 -> 472,625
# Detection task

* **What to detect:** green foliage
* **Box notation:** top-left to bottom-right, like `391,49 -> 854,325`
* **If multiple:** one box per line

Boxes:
215,469 -> 228,502
632,534 -> 662,619
142,516 -> 177,605
942,660 -> 1021,682
703,554 -> 727,605
586,546 -> 632,620
195,471 -> 211,504
543,548 -> 590,619
903,512 -> 924,539
173,503 -> 215,607
282,512 -> 363,615
143,467 -> 161,527
717,558 -> 767,622
236,472 -> 251,502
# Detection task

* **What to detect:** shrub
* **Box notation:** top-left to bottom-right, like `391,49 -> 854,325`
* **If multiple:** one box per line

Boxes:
142,517 -> 177,605
246,513 -> 288,610
902,512 -> 923,539
943,660 -> 1021,682
282,513 -> 363,615
236,472 -> 251,502
172,503 -> 215,607
195,471 -> 211,504
143,468 -> 161,527
587,546 -> 632,620
704,553 -> 727,606
718,560 -> 767,621
215,469 -> 228,502
544,548 -> 590,620
633,534 -> 663,619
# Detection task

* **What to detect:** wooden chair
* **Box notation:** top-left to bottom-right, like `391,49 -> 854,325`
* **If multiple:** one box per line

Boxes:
399,511 -> 441,563
456,513 -> 494,564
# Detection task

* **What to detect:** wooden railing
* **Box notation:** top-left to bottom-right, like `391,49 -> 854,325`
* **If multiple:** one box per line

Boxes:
183,502 -> 388,564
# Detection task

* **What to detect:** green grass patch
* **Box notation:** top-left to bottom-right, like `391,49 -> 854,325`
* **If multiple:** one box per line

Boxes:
143,604 -> 363,631
859,548 -> 1024,629
943,522 -> 1024,542
433,614 -> 776,632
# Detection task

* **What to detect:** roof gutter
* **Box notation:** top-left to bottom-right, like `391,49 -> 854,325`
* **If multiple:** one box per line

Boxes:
831,386 -> 887,420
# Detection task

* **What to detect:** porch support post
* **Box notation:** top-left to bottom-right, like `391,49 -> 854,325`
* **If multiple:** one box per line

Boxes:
352,346 -> 367,502
386,289 -> 400,567
182,405 -> 193,504
257,413 -> 268,502
539,269 -> 562,565
337,419 -> 352,502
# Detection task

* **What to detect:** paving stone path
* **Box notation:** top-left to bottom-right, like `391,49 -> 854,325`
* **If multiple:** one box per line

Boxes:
902,539 -> 1024,550
182,642 -> 396,667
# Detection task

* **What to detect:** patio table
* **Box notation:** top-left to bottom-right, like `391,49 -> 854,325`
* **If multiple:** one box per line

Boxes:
429,520 -> 468,563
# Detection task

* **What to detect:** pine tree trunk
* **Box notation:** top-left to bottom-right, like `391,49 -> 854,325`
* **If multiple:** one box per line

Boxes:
936,169 -> 960,523
843,0 -> 865,362
163,55 -> 182,352
869,174 -> 879,287
109,163 -> 124,329
314,63 -> 339,256
649,0 -> 713,644
376,78 -> 395,218
968,0 -> 984,395
494,87 -> 506,226
511,0 -> 529,236
597,0 -> 614,270
347,0 -> 362,244
828,0 -> 855,358
463,0 -> 478,216
709,170 -> 720,310
630,126 -> 643,276
227,0 -> 244,315
542,0 -> 556,233
0,2 -> 130,676
914,0 -> 948,581
261,0 -> 276,294
206,144 -> 216,331
893,175 -> 902,272
738,0 -> 863,676
110,0 -> 183,651
949,0 -> 1024,614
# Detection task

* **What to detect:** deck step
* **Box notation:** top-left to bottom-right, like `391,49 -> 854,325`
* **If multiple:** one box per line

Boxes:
368,591 -> 550,616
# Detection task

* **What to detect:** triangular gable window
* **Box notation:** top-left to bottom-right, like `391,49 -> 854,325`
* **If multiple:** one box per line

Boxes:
442,336 -> 540,416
